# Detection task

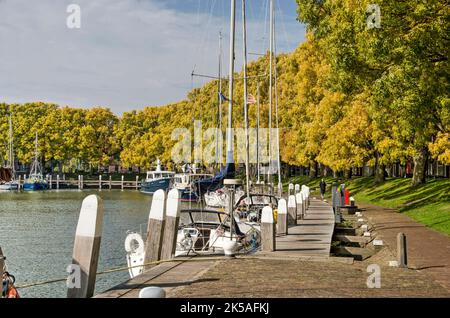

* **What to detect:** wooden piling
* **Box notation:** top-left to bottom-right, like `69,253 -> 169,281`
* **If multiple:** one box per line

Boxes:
288,195 -> 297,225
49,175 -> 52,190
161,189 -> 181,260
18,175 -> 21,190
0,246 -> 5,282
261,206 -> 276,252
296,192 -> 303,220
67,195 -> 104,298
78,175 -> 81,190
81,175 -> 84,190
397,233 -> 408,268
277,198 -> 288,235
144,189 -> 166,267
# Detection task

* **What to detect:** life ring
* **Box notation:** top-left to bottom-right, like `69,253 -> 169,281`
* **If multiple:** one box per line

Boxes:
124,233 -> 145,254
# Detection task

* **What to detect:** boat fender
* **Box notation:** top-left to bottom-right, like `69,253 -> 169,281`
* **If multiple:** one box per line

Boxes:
124,233 -> 145,254
273,209 -> 278,223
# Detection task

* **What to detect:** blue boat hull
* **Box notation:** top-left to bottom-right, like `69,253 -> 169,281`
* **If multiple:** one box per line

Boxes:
180,189 -> 199,202
140,178 -> 172,194
23,182 -> 49,191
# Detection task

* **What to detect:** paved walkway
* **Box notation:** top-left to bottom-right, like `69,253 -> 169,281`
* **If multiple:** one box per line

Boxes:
360,203 -> 450,292
95,201 -> 450,298
267,199 -> 335,258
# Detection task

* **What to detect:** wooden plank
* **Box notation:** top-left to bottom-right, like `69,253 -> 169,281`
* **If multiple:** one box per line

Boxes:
262,199 -> 335,258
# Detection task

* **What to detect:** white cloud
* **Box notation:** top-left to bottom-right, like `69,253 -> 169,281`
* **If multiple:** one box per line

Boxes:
0,0 -> 305,114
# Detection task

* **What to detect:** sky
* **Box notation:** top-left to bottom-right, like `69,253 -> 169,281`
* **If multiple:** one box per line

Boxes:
0,0 -> 306,114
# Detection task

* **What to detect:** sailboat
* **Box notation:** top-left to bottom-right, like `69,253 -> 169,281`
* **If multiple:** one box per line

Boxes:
0,110 -> 19,191
23,133 -> 48,191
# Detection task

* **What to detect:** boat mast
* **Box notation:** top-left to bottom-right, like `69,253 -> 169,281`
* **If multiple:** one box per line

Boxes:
226,0 -> 236,169
267,0 -> 274,184
256,82 -> 261,184
273,5 -> 282,194
217,32 -> 223,169
33,132 -> 38,175
226,0 -> 237,240
8,108 -> 15,175
242,0 -> 250,200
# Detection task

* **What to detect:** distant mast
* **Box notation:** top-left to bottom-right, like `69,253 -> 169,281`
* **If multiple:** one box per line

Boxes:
273,8 -> 282,192
8,107 -> 15,175
267,0 -> 274,184
242,0 -> 250,200
226,0 -> 236,170
33,132 -> 39,175
217,32 -> 223,168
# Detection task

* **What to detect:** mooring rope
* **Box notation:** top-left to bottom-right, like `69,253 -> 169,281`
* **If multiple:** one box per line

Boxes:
14,256 -> 236,290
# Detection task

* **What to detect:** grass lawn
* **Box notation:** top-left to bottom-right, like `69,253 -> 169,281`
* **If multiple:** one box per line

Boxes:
285,176 -> 450,236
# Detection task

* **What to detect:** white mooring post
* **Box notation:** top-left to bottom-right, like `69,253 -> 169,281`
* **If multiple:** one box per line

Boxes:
18,175 -> 21,190
261,206 -> 276,252
81,175 -> 84,190
160,189 -> 181,260
67,195 -> 104,298
294,184 -> 300,195
109,175 -> 112,190
144,189 -> 166,267
288,195 -> 297,225
296,192 -> 303,220
277,198 -> 288,235
288,183 -> 294,196
78,175 -> 81,190
121,175 -> 124,191
49,175 -> 52,190
99,175 -> 102,191
57,174 -> 60,190
136,176 -> 139,190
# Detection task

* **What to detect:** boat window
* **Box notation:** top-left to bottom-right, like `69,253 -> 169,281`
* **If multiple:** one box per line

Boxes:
189,212 -> 223,224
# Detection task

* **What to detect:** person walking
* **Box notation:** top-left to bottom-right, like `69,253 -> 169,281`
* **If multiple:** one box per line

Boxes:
319,179 -> 326,200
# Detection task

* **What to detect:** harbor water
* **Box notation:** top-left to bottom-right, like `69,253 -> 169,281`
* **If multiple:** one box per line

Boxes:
0,190 -> 198,298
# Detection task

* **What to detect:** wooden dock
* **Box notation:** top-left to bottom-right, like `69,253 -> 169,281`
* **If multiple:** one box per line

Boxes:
95,198 -> 336,298
14,174 -> 142,191
267,199 -> 335,258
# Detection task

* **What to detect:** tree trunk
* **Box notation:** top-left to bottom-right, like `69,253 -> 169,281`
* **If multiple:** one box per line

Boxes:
412,147 -> 428,186
344,169 -> 352,180
374,152 -> 385,183
309,160 -> 318,178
